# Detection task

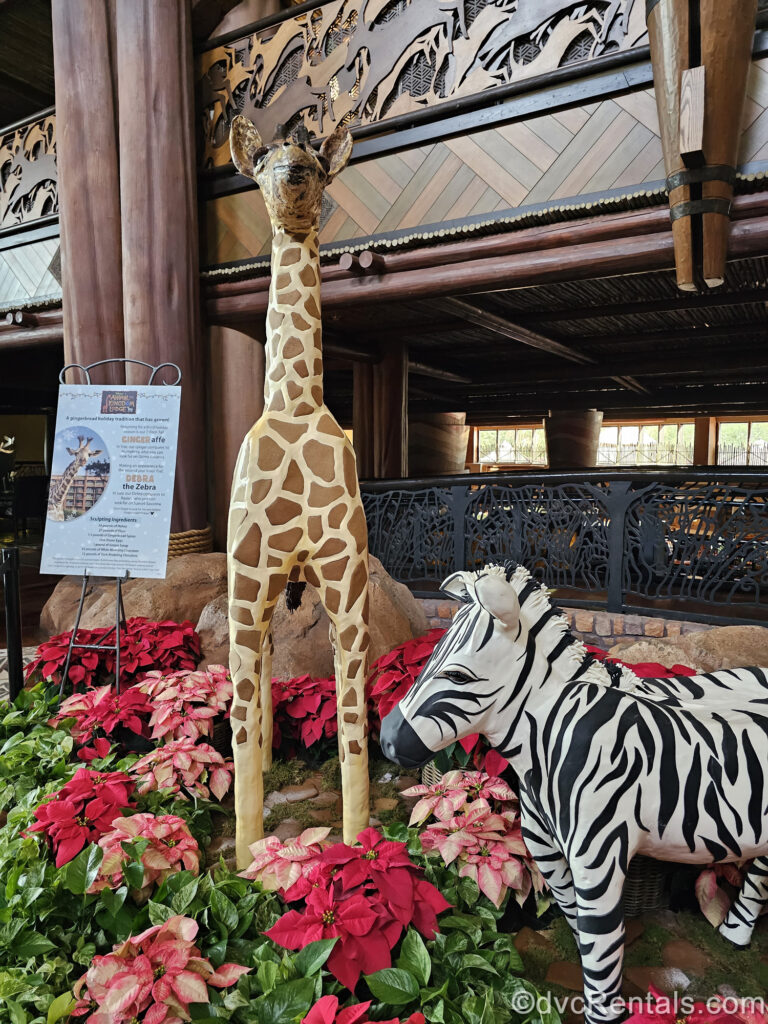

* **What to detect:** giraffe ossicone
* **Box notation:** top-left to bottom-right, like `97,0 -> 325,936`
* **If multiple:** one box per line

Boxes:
227,115 -> 371,866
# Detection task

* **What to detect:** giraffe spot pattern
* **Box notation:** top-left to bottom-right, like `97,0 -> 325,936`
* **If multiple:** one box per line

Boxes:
303,565 -> 321,588
276,272 -> 291,290
266,497 -> 302,525
235,630 -> 261,653
270,420 -> 308,443
311,386 -> 323,406
236,728 -> 248,745
349,506 -> 368,552
316,537 -> 346,559
343,447 -> 358,498
237,679 -> 255,701
325,589 -> 340,614
283,337 -> 303,358
294,360 -> 309,378
268,310 -> 282,331
269,365 -> 286,382
295,402 -> 314,416
267,575 -> 288,601
233,521 -> 262,563
305,295 -> 320,319
234,575 -> 260,602
314,358 -> 323,376
344,712 -> 358,724
340,625 -> 357,648
308,516 -> 323,542
322,556 -> 349,581
348,658 -> 362,677
232,605 -> 253,626
318,414 -> 344,438
348,740 -> 362,755
328,503 -> 346,529
283,459 -> 304,494
259,437 -> 284,471
280,289 -> 302,306
280,247 -> 302,266
270,527 -> 303,552
308,482 -> 343,506
232,705 -> 247,720
286,381 -> 302,400
250,479 -> 272,504
267,555 -> 282,567
346,560 -> 368,612
269,393 -> 286,412
299,264 -> 317,287
304,439 -> 335,481
292,312 -> 312,331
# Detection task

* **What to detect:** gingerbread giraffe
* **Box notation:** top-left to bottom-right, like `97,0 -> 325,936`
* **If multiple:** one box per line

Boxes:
228,115 -> 370,866
47,436 -> 103,521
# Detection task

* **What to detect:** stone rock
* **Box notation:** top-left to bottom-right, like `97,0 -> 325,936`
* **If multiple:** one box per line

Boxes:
609,625 -> 768,673
197,554 -> 429,678
41,554 -> 227,635
514,926 -> 556,956
309,808 -> 335,823
311,791 -> 341,809
205,834 -> 237,868
264,790 -> 289,809
623,966 -> 690,996
545,961 -> 583,991
373,797 -> 399,812
395,775 -> 420,792
282,782 -> 319,803
270,818 -> 303,842
661,939 -> 711,975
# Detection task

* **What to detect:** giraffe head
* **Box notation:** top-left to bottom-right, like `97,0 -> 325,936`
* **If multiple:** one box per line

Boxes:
66,436 -> 102,468
230,116 -> 352,234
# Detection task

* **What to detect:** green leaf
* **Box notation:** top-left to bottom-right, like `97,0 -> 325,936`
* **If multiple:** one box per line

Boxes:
172,876 -> 200,914
148,900 -> 174,925
6,997 -> 27,1024
425,1000 -> 446,1023
206,938 -> 227,969
459,954 -> 498,976
123,859 -> 145,890
99,885 -> 127,918
16,931 -> 57,958
364,967 -> 419,1006
258,977 -> 315,1024
457,876 -> 480,907
397,928 -> 431,987
293,938 -> 336,978
47,992 -> 76,1024
73,943 -> 97,966
211,888 -> 239,934
460,992 -> 494,1024
257,960 -> 279,993
60,844 -> 103,895
438,913 -> 483,944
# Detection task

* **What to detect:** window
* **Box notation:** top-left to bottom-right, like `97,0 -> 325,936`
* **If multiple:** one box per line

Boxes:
718,420 -> 768,465
477,426 -> 547,466
597,421 -> 694,466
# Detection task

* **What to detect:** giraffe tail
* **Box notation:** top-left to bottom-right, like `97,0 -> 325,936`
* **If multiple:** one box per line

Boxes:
285,581 -> 306,612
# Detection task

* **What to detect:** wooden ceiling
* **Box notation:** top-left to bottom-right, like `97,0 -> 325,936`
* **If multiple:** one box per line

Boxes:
322,255 -> 768,427
0,0 -> 53,127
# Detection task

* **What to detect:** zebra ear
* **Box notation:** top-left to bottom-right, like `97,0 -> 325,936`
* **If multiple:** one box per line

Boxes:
441,571 -> 472,603
474,573 -> 520,630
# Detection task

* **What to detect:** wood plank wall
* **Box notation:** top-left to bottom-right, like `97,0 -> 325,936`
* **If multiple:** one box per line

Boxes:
204,58 -> 768,267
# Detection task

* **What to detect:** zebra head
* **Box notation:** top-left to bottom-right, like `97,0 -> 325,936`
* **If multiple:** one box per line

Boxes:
380,564 -> 534,768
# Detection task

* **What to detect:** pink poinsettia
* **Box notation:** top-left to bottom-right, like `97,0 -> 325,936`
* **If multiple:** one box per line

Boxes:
89,813 -> 199,900
130,739 -> 233,801
402,769 -> 516,826
303,996 -> 425,1024
625,985 -> 748,1024
239,827 -> 330,891
137,666 -> 232,743
419,788 -> 539,909
72,915 -> 248,1024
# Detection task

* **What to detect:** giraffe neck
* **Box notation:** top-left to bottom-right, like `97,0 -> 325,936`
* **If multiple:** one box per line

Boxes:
50,460 -> 80,507
264,227 -> 323,415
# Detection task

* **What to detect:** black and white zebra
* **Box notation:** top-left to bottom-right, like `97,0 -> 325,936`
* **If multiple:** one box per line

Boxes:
380,562 -> 768,1024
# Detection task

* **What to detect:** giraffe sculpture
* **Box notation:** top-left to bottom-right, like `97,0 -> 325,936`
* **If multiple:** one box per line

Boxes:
47,436 -> 103,521
228,115 -> 370,865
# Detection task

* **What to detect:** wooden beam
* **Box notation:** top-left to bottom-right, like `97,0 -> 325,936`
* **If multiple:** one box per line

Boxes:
442,297 -> 594,365
679,65 -> 706,167
408,360 -> 470,384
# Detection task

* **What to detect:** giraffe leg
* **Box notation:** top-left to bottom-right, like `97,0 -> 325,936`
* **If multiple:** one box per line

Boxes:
719,856 -> 768,947
327,613 -> 370,844
260,631 -> 274,772
229,587 -> 284,869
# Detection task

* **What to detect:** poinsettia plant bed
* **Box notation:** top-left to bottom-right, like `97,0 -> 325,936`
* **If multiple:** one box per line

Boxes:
25,618 -> 201,691
130,739 -> 233,801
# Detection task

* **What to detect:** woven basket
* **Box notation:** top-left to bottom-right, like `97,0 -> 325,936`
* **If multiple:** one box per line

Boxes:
422,762 -> 668,917
168,525 -> 213,558
622,855 -> 669,916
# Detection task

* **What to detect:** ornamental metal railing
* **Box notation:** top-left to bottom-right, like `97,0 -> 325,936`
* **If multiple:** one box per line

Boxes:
361,469 -> 768,623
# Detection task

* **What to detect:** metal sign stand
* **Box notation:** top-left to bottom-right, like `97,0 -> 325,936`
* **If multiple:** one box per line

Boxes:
54,358 -> 181,701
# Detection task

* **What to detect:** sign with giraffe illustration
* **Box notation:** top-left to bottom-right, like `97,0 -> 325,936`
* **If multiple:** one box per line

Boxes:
40,384 -> 181,579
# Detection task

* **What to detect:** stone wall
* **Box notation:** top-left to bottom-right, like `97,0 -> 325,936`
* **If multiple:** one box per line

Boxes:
418,599 -> 710,649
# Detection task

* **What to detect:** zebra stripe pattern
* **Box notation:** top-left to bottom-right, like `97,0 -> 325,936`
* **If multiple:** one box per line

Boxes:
379,562 -> 768,1024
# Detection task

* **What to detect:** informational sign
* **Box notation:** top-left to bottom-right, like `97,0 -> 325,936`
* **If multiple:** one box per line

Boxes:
40,384 -> 181,579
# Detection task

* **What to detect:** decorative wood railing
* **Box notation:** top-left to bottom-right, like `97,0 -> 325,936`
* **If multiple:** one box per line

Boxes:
361,469 -> 768,624
197,0 -> 650,170
0,110 -> 57,235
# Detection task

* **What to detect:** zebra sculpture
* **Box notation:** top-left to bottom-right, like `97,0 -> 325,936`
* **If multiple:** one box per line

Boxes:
380,562 -> 768,1024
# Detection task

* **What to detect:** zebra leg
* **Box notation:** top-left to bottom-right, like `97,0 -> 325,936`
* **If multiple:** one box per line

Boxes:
571,857 -> 628,1024
718,856 -> 768,947
521,814 -> 578,935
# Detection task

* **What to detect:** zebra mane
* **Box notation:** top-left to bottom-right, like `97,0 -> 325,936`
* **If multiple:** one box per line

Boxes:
479,561 -> 616,687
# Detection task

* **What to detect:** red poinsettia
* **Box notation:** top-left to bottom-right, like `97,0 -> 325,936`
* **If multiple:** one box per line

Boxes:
271,674 -> 338,753
265,827 -> 450,990
303,995 -> 425,1024
25,618 -> 201,691
26,768 -> 135,867
367,630 -> 446,733
50,684 -> 152,760
625,986 -> 746,1024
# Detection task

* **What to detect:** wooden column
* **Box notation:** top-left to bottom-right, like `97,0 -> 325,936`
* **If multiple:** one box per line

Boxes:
372,342 -> 408,478
207,324 -> 265,549
693,416 -> 717,465
353,362 -> 375,480
116,0 -> 206,532
545,409 -> 604,469
51,0 -> 124,383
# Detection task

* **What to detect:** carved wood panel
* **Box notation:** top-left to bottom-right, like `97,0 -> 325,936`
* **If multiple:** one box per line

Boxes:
0,115 -> 58,231
197,0 -> 649,168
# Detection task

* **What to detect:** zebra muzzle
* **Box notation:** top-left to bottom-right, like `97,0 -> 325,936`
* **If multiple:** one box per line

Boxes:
379,705 -> 432,769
